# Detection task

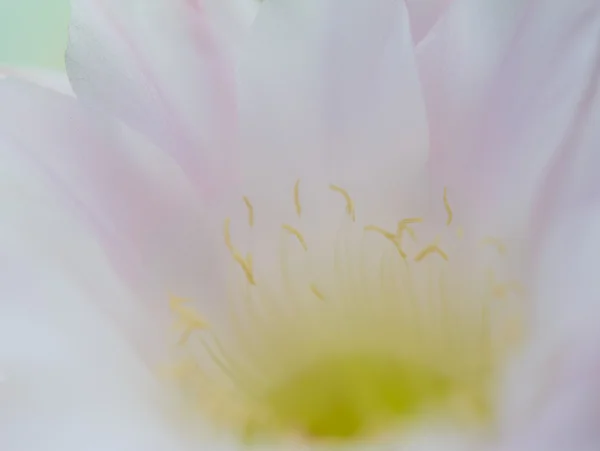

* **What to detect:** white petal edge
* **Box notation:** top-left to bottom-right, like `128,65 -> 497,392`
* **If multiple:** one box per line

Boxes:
0,67 -> 73,95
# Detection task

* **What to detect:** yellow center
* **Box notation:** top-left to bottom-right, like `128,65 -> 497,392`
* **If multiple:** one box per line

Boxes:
167,183 -> 524,443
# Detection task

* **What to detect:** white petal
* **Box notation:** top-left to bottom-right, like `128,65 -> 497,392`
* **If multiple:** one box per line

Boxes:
0,258 -> 191,451
498,333 -> 600,451
419,0 -> 600,231
236,0 -> 429,223
202,0 -> 260,60
529,58 -> 600,260
0,66 -> 73,95
67,0 -> 239,192
497,203 -> 600,450
0,79 -> 230,355
406,0 -> 454,44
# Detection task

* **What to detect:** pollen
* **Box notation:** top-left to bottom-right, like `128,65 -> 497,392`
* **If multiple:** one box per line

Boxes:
167,184 -> 525,444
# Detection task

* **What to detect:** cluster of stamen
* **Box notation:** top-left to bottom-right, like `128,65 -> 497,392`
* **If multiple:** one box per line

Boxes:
166,181 -> 524,442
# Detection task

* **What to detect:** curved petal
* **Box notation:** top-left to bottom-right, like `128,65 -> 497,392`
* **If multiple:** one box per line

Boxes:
494,201 -> 600,451
0,256 -> 212,451
0,66 -> 73,95
416,0 -> 527,183
528,54 -> 600,267
498,345 -> 600,451
0,79 -> 231,354
529,205 -> 600,343
236,0 -> 429,224
66,0 -> 240,194
419,0 -> 600,231
406,0 -> 454,45
497,319 -> 600,451
202,0 -> 260,60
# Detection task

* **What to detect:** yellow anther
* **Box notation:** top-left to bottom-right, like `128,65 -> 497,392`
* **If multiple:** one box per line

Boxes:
282,224 -> 308,251
414,243 -> 449,262
294,179 -> 302,218
310,283 -> 325,301
404,226 -> 417,241
169,296 -> 208,344
397,218 -> 422,242
443,187 -> 453,226
481,237 -> 507,255
365,225 -> 407,259
243,196 -> 254,227
456,226 -> 464,239
365,225 -> 395,240
223,218 -> 256,285
224,217 -> 234,252
398,217 -> 423,226
246,252 -> 253,272
234,254 -> 256,285
329,184 -> 356,221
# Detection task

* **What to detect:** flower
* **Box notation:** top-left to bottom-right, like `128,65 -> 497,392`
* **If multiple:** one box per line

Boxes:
1,0 -> 600,450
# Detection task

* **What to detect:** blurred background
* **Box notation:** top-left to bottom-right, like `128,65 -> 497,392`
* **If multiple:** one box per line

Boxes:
0,0 -> 70,68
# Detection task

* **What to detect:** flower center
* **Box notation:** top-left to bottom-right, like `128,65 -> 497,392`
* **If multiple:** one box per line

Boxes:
167,182 -> 524,443
262,354 -> 489,439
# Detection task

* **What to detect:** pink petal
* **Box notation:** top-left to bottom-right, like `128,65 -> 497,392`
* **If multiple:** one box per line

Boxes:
0,257 -> 204,451
67,0 -> 239,195
0,79 -> 228,352
528,47 -> 600,267
418,0 -> 600,230
201,0 -> 259,60
235,0 -> 429,223
494,194 -> 600,451
497,322 -> 600,451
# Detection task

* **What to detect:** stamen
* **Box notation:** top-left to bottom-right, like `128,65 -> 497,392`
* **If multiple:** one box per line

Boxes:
444,187 -> 453,226
414,243 -> 449,262
329,184 -> 356,222
294,179 -> 302,218
397,218 -> 422,242
198,335 -> 239,383
243,196 -> 254,228
456,226 -> 464,239
282,224 -> 308,251
246,252 -> 254,273
170,181 -> 523,441
481,237 -> 507,255
398,217 -> 424,226
224,218 -> 256,285
365,225 -> 407,259
169,296 -> 208,344
310,283 -> 325,301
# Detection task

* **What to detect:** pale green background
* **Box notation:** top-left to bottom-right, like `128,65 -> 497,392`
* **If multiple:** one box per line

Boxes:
0,0 -> 71,68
